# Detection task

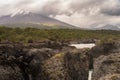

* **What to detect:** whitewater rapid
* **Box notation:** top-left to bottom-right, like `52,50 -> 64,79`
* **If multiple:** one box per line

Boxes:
70,43 -> 95,49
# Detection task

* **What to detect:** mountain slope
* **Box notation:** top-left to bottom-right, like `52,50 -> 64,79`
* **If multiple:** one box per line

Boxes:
0,11 -> 77,29
90,24 -> 120,30
97,24 -> 120,30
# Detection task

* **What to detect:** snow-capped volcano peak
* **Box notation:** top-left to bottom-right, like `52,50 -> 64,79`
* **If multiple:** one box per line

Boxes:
0,11 -> 76,29
10,10 -> 30,17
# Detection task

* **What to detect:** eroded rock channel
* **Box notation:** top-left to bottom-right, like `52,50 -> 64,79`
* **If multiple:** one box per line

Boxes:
0,41 -> 119,80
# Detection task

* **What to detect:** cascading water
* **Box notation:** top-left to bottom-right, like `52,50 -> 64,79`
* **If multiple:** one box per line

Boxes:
88,69 -> 93,80
70,43 -> 95,80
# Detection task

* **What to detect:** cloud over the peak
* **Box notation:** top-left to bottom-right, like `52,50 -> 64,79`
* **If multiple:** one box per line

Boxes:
0,0 -> 120,28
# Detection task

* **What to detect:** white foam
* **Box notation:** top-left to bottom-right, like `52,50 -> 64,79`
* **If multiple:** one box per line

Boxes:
70,43 -> 95,49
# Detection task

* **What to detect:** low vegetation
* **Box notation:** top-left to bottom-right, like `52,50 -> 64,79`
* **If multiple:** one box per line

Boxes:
0,26 -> 119,43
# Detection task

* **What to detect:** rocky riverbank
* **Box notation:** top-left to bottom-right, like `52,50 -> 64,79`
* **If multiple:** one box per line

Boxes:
0,41 -> 119,80
0,42 -> 90,80
89,41 -> 120,80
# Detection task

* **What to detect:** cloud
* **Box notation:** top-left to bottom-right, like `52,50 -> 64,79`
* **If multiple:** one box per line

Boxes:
37,0 -> 104,16
0,0 -> 120,28
100,0 -> 120,16
102,7 -> 120,16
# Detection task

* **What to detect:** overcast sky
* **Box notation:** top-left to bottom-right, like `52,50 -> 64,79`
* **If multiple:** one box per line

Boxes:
0,0 -> 120,28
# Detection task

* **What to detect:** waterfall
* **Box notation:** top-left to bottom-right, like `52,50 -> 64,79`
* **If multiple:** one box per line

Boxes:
70,43 -> 95,80
88,69 -> 93,80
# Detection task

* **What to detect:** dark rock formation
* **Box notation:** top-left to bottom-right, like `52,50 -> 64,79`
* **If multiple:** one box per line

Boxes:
0,43 -> 62,80
0,44 -> 24,80
24,48 -> 60,80
92,53 -> 120,80
0,41 -> 119,80
0,43 -> 90,80
24,41 -> 68,49
0,66 -> 23,80
89,41 -> 119,58
41,49 -> 89,80
89,41 -> 120,80
64,49 -> 89,80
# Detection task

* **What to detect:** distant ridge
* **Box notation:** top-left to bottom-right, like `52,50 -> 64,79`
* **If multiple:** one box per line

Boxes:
90,24 -> 120,30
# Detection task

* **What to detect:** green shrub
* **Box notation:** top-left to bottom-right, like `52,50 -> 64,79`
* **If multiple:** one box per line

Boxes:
0,26 -> 119,43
